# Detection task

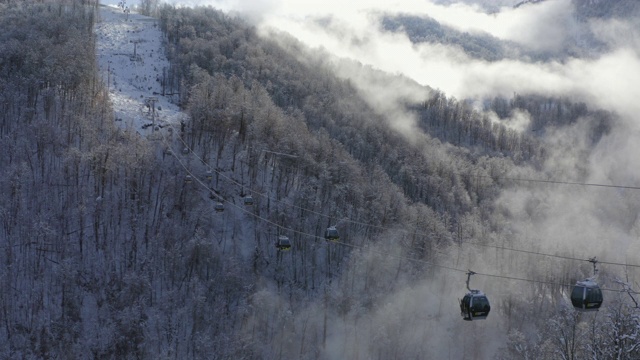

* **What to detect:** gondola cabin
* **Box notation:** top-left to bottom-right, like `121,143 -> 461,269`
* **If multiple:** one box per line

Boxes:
182,147 -> 189,154
571,279 -> 603,312
244,195 -> 254,206
276,236 -> 291,251
214,202 -> 224,212
205,170 -> 213,181
184,175 -> 193,184
460,290 -> 490,321
325,226 -> 339,242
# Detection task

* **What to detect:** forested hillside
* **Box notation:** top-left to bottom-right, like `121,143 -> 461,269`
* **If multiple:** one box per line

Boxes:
1,1 -> 638,359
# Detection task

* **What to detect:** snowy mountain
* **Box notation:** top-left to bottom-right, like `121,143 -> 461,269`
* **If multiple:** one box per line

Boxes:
1,0 -> 639,359
96,4 -> 183,136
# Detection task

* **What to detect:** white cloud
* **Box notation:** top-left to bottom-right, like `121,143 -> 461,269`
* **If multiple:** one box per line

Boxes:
176,0 -> 639,125
185,0 -> 575,49
177,0 -> 640,187
589,17 -> 640,52
425,0 -> 576,51
486,108 -> 532,132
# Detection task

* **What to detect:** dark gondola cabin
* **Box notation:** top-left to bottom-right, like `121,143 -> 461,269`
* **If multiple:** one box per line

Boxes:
460,290 -> 490,321
244,195 -> 254,206
276,236 -> 291,251
205,170 -> 213,181
214,202 -> 224,212
325,226 -> 339,242
184,175 -> 193,184
571,279 -> 603,312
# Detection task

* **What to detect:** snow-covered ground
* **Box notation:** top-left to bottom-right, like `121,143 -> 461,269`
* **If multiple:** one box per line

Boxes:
96,3 -> 184,138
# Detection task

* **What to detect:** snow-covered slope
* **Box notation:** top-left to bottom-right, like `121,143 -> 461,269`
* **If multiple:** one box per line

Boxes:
95,4 -> 184,138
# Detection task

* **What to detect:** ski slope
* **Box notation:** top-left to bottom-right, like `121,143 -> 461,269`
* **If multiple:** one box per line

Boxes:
96,3 -> 184,138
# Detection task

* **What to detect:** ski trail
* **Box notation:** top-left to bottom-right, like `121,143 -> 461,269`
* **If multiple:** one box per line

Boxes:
95,4 -> 184,139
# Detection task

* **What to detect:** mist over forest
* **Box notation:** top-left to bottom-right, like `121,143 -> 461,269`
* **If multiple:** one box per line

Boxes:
1,0 -> 639,358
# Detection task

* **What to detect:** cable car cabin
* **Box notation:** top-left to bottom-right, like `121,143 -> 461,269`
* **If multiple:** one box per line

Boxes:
205,170 -> 213,181
571,280 -> 603,312
214,202 -> 224,212
460,290 -> 490,321
276,236 -> 291,251
325,226 -> 339,242
184,175 -> 193,184
244,195 -> 254,206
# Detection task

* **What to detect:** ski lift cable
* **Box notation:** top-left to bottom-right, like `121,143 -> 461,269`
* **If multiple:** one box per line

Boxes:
172,139 -> 637,293
167,128 -> 517,260
471,271 -> 630,293
165,138 -> 225,203
170,125 -> 382,228
167,126 -> 640,271
162,132 -> 472,272
164,132 -> 343,239
462,242 -> 640,269
473,174 -> 640,191
164,133 -> 639,294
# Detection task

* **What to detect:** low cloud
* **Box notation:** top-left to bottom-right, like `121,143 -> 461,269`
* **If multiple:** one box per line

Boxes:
486,108 -> 532,132
589,16 -> 640,52
186,0 -> 640,133
157,0 -> 640,356
327,59 -> 432,142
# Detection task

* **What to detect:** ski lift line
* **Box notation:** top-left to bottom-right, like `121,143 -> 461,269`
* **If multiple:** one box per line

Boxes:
161,136 -> 640,294
172,132 -> 286,197
169,125 -> 382,228
192,137 -> 640,270
166,126 -> 640,272
166,126 -> 512,252
463,241 -> 640,269
472,174 -> 640,191
171,129 -> 250,191
169,131 -> 426,245
163,131 -> 346,243
170,127 -> 425,234
160,134 -> 226,203
261,149 -> 299,158
168,144 -> 224,202
162,133 -> 471,273
472,271 -> 635,294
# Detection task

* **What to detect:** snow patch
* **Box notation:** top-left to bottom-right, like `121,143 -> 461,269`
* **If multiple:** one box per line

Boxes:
96,4 -> 185,138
